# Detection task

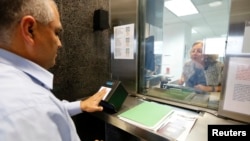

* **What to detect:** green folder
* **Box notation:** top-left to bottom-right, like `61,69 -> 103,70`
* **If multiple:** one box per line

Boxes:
118,101 -> 173,130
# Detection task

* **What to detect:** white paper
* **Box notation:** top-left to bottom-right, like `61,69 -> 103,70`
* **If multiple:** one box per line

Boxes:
157,111 -> 197,141
223,57 -> 250,115
113,24 -> 134,59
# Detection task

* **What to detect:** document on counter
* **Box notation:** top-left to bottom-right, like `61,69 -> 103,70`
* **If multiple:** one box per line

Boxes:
157,111 -> 198,141
118,101 -> 174,131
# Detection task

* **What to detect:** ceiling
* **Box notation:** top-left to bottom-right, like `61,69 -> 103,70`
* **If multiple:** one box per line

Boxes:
111,0 -> 231,39
163,0 -> 231,39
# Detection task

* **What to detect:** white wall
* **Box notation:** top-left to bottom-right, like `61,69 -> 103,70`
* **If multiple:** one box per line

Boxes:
162,23 -> 191,81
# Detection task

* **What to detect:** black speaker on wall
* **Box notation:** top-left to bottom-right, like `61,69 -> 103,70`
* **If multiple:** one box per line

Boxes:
93,9 -> 109,31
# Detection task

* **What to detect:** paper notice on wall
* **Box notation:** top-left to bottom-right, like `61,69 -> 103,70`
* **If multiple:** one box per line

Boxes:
113,24 -> 134,59
223,57 -> 250,115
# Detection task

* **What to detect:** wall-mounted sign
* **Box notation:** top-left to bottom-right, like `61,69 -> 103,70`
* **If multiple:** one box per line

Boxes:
114,24 -> 134,59
218,54 -> 250,123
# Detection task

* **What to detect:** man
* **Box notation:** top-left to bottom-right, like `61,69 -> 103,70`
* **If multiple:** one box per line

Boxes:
0,0 -> 106,140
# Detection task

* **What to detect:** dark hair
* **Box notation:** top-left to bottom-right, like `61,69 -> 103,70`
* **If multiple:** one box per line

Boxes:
0,0 -> 23,28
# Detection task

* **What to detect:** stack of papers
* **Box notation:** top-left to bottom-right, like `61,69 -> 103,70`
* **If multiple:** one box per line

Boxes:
118,101 -> 174,131
157,111 -> 197,141
118,101 -> 198,141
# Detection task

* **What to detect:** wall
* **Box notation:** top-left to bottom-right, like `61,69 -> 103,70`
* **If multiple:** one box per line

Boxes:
50,0 -> 111,101
162,23 -> 190,81
47,1 -> 111,140
110,0 -> 138,94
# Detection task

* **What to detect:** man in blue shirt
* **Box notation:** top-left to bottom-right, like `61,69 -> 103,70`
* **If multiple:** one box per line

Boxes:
0,0 -> 106,140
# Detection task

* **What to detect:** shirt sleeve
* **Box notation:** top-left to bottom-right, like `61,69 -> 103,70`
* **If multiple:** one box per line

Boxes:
0,106 -> 80,141
62,100 -> 82,116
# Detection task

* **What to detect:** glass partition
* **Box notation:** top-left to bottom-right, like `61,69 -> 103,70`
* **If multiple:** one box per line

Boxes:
139,0 -> 231,110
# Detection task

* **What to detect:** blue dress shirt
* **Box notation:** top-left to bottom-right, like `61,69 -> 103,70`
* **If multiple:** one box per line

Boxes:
0,49 -> 82,141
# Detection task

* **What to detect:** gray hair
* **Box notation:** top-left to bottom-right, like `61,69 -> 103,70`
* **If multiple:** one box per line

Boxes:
0,0 -> 56,47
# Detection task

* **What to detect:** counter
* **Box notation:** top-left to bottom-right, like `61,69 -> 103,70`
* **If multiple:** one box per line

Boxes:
91,95 -> 243,141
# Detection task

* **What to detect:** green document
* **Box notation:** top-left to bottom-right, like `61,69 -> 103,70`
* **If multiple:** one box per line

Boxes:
118,101 -> 173,130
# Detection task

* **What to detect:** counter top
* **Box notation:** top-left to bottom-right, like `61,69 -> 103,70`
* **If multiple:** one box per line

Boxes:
91,95 -> 242,141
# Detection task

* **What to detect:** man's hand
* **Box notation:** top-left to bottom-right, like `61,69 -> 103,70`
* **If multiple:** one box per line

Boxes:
80,88 -> 107,112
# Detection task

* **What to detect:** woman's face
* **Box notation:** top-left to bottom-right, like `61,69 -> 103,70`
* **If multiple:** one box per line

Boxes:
190,43 -> 203,62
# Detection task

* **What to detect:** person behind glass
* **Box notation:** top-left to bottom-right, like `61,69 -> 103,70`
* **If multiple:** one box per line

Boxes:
194,54 -> 223,92
0,0 -> 106,141
178,41 -> 207,88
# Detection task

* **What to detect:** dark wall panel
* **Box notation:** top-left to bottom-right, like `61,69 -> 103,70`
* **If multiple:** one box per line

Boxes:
51,0 -> 111,101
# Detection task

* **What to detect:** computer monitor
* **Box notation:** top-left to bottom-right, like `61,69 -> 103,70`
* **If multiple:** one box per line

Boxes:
145,36 -> 155,72
218,54 -> 250,123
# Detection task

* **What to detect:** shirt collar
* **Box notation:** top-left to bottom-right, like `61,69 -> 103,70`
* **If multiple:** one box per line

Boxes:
0,48 -> 53,90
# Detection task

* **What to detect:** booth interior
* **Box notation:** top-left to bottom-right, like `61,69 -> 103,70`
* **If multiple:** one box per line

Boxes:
141,0 -> 228,112
80,0 -> 250,141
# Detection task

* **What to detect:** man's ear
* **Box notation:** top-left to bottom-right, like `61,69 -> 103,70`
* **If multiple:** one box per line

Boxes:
20,16 -> 36,45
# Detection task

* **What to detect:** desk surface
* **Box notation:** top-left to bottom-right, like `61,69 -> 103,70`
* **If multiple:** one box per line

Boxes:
92,96 -> 242,141
146,88 -> 220,110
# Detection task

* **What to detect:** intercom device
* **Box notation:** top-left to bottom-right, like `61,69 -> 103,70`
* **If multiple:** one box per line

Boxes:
93,9 -> 109,31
